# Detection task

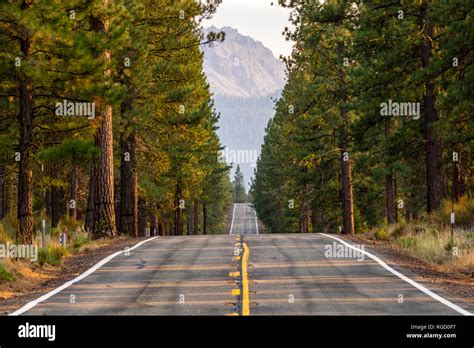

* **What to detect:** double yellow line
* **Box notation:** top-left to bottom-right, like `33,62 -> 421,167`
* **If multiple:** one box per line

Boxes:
229,239 -> 251,316
241,242 -> 250,316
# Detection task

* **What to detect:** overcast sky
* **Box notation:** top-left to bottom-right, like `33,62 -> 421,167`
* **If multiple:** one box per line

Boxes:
202,0 -> 294,58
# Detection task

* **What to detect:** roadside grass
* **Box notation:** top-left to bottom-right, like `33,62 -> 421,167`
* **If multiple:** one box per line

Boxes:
0,264 -> 15,282
0,213 -> 111,270
365,197 -> 474,276
37,245 -> 69,266
0,216 -> 133,299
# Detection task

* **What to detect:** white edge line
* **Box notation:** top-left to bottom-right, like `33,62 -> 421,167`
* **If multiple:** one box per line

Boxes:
9,236 -> 159,316
230,203 -> 236,235
318,233 -> 472,316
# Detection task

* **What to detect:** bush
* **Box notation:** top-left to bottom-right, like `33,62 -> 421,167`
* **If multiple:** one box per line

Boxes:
38,245 -> 69,266
0,223 -> 12,244
433,196 -> 474,228
390,224 -> 406,238
0,264 -> 15,282
0,216 -> 16,243
73,233 -> 91,250
374,229 -> 388,240
444,239 -> 455,252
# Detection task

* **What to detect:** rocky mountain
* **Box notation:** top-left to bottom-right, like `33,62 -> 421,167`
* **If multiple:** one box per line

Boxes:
202,27 -> 286,188
203,26 -> 285,98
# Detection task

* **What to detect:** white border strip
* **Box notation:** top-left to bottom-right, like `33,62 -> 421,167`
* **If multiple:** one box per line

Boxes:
9,236 -> 159,316
319,233 -> 472,316
229,203 -> 236,235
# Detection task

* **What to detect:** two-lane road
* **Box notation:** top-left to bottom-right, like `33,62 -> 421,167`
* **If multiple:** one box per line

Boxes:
10,203 -> 472,316
230,203 -> 259,235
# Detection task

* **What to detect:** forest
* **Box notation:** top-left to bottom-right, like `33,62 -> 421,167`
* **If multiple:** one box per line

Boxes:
0,0 -> 233,248
252,0 -> 474,241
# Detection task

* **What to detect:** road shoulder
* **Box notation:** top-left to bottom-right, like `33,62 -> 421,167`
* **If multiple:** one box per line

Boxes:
0,237 -> 144,315
343,234 -> 473,306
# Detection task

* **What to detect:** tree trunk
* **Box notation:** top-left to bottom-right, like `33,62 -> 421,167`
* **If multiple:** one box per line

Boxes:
384,119 -> 396,224
453,144 -> 462,202
138,197 -> 147,237
17,3 -> 34,244
202,201 -> 207,235
338,43 -> 354,235
119,133 -> 138,237
150,210 -> 158,237
69,164 -> 78,220
193,200 -> 199,235
174,182 -> 183,236
158,218 -> 165,236
0,165 -> 8,220
421,0 -> 445,213
88,3 -> 117,238
187,205 -> 193,236
90,111 -> 117,237
385,174 -> 396,225
51,179 -> 60,228
85,169 -> 95,232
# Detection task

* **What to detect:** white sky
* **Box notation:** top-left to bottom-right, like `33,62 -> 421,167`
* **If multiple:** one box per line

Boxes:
202,0 -> 295,58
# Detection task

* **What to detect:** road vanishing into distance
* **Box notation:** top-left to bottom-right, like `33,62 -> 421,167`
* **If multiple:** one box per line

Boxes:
11,203 -> 473,316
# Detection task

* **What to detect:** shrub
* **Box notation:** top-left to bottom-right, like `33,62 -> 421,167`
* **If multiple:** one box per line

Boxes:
0,264 -> 15,282
390,224 -> 406,238
433,196 -> 474,228
73,233 -> 91,250
374,229 -> 388,240
0,223 -> 12,244
38,245 -> 69,266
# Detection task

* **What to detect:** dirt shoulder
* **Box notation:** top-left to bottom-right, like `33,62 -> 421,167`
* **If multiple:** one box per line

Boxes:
0,237 -> 146,315
345,234 -> 473,303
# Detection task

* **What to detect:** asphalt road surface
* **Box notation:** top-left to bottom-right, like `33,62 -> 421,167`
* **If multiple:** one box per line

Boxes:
230,203 -> 259,235
13,203 -> 472,316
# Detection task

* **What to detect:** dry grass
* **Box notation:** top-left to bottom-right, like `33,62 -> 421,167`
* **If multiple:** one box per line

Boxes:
366,197 -> 474,276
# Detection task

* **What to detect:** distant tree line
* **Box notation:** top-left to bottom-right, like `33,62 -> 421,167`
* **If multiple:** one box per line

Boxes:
0,0 -> 233,242
252,0 -> 473,234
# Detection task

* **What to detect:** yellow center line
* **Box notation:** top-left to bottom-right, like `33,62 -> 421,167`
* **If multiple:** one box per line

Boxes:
241,242 -> 250,316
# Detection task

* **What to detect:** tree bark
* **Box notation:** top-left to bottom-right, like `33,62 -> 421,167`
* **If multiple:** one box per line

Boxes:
187,205 -> 193,235
85,169 -> 95,232
421,0 -> 445,213
138,197 -> 147,237
69,164 -> 78,220
453,144 -> 462,202
174,182 -> 183,236
202,200 -> 207,235
119,133 -> 138,237
0,165 -> 8,220
159,219 -> 165,236
88,2 -> 117,238
150,210 -> 158,237
17,7 -> 34,243
51,176 -> 60,228
338,42 -> 355,235
90,110 -> 117,237
384,120 -> 396,224
193,200 -> 199,235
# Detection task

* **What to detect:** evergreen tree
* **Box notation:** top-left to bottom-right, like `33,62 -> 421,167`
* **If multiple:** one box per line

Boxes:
233,165 -> 247,203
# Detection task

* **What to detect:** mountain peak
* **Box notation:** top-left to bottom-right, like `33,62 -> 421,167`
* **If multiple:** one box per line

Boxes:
202,26 -> 285,98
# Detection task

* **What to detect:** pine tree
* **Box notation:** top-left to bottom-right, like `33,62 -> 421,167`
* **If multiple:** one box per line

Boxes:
233,165 -> 247,203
